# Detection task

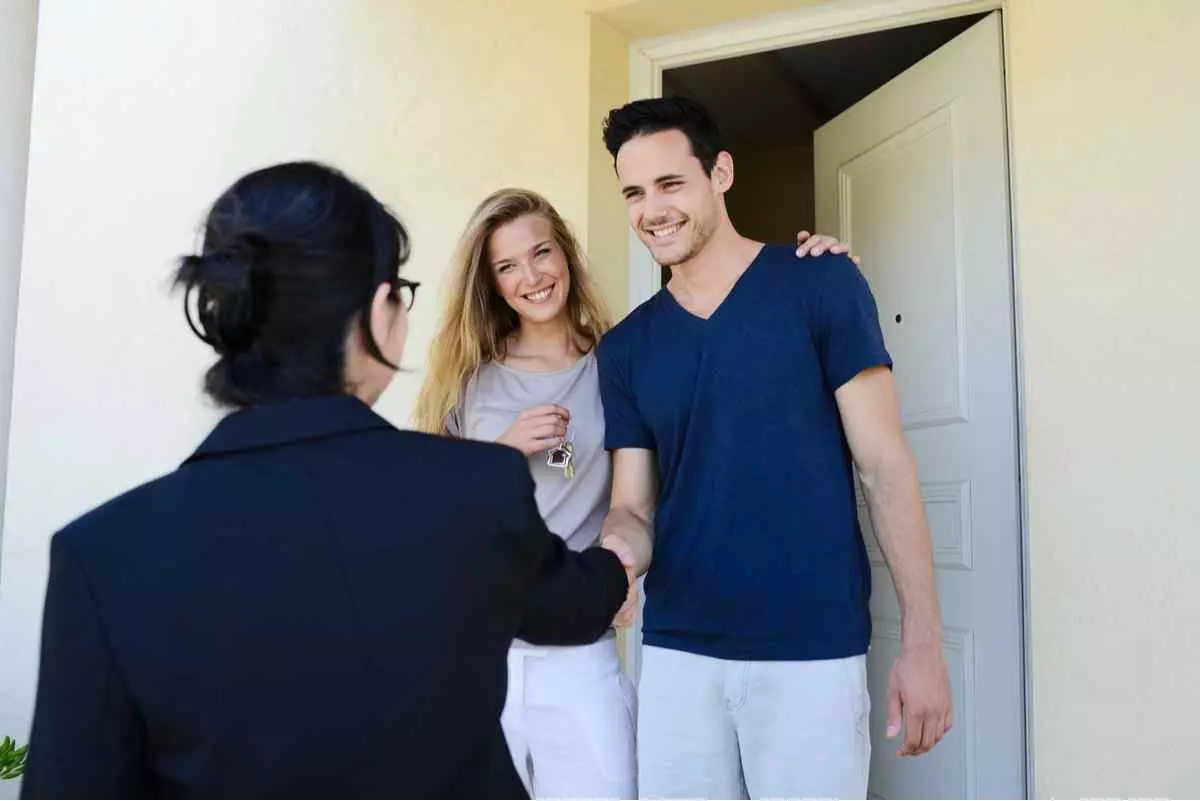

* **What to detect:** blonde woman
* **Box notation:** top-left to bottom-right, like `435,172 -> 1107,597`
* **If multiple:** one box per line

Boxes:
416,188 -> 633,799
416,188 -> 849,798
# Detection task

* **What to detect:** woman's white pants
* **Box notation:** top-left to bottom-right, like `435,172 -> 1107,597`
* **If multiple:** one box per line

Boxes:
501,636 -> 636,799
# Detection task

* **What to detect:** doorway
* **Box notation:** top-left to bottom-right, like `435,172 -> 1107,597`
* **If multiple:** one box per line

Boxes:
660,12 -> 986,285
624,5 -> 1026,799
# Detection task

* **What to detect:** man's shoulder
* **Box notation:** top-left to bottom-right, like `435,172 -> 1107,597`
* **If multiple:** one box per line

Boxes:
756,245 -> 863,289
752,248 -> 875,328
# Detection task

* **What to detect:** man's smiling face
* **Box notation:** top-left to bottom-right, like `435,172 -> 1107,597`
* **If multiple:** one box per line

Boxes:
616,128 -> 727,268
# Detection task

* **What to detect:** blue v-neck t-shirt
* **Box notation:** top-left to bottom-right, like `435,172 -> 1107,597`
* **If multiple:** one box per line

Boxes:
597,245 -> 892,661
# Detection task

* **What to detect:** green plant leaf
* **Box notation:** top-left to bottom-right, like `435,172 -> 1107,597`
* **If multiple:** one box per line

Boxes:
0,736 -> 28,780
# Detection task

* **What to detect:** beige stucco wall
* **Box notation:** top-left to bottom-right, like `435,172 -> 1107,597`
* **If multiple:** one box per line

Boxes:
586,16 -> 633,314
0,0 -> 38,565
1005,1 -> 1200,796
0,1 -> 598,791
593,0 -> 825,39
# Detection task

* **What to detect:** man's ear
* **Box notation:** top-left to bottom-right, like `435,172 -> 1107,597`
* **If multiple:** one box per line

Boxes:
711,150 -> 735,194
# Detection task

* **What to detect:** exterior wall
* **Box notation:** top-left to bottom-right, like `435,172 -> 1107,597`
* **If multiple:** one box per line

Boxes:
0,0 -> 39,787
0,0 -> 38,566
0,2 -> 597,793
1005,1 -> 1200,795
587,16 -> 633,314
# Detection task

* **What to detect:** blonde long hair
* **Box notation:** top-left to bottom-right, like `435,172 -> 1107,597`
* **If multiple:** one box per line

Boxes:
414,189 -> 612,434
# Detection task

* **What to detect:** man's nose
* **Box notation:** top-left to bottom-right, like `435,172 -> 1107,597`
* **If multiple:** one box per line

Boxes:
642,191 -> 669,222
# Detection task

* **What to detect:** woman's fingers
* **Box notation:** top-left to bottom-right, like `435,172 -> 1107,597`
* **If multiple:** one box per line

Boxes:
519,404 -> 570,422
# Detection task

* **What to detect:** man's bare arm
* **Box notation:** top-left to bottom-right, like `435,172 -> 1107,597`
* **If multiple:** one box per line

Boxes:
601,447 -> 656,577
836,366 -> 952,756
838,367 -> 941,640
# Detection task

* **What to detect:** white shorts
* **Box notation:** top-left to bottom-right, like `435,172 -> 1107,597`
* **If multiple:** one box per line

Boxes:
501,636 -> 637,799
637,645 -> 871,800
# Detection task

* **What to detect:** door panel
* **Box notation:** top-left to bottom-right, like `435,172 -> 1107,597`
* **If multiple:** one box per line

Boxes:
816,12 -> 1024,798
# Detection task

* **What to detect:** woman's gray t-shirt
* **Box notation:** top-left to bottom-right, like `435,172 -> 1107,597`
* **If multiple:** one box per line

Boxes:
448,351 -> 610,555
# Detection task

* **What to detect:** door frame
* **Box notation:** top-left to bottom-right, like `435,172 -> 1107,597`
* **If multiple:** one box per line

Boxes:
621,0 -> 1032,796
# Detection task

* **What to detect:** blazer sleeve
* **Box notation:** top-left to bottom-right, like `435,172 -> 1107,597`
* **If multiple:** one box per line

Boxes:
495,451 -> 629,646
22,533 -> 148,798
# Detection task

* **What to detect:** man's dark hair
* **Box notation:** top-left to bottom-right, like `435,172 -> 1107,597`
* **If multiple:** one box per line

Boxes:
602,96 -> 726,176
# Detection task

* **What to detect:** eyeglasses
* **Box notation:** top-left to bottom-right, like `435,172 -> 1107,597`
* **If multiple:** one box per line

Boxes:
391,277 -> 420,311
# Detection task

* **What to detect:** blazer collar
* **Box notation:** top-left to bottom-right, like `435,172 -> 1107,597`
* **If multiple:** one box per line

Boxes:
184,394 -> 395,464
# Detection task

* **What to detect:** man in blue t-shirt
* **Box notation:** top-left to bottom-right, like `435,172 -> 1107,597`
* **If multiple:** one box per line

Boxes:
597,97 -> 952,800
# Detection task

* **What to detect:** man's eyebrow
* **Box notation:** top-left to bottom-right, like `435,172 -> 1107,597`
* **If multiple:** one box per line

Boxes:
622,173 -> 686,194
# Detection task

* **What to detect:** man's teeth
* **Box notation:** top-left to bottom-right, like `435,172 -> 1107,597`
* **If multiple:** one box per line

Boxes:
648,222 -> 683,238
525,286 -> 553,302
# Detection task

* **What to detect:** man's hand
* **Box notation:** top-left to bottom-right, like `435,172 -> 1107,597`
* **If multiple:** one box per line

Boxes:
795,230 -> 861,265
886,638 -> 953,756
603,449 -> 656,578
601,535 -> 639,628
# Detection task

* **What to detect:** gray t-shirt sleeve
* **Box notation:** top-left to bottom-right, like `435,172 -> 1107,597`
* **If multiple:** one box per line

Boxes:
444,404 -> 463,438
445,373 -> 477,438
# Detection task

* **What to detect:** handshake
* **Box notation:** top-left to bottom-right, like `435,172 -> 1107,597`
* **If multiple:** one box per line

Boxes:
600,530 -> 651,629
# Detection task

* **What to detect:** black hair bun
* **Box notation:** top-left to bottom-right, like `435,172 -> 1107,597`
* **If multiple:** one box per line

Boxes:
178,238 -> 269,354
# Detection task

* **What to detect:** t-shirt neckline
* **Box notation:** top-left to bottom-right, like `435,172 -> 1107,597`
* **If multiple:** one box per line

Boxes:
491,348 -> 595,378
658,243 -> 770,324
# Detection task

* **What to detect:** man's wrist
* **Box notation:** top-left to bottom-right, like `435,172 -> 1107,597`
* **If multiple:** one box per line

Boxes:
900,616 -> 944,650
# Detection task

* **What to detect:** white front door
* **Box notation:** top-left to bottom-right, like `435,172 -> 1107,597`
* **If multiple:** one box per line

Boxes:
814,12 -> 1024,799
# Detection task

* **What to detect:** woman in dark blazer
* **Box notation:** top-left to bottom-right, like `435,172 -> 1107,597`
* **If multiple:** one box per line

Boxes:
21,162 -> 636,799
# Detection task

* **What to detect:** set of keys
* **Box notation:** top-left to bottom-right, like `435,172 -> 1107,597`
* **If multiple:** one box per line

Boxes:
546,433 -> 576,480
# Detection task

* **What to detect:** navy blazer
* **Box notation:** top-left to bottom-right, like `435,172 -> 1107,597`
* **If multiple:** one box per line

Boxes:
22,395 -> 628,799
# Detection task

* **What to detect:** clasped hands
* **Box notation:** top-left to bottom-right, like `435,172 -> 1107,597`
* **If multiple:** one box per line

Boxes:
600,533 -> 650,629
